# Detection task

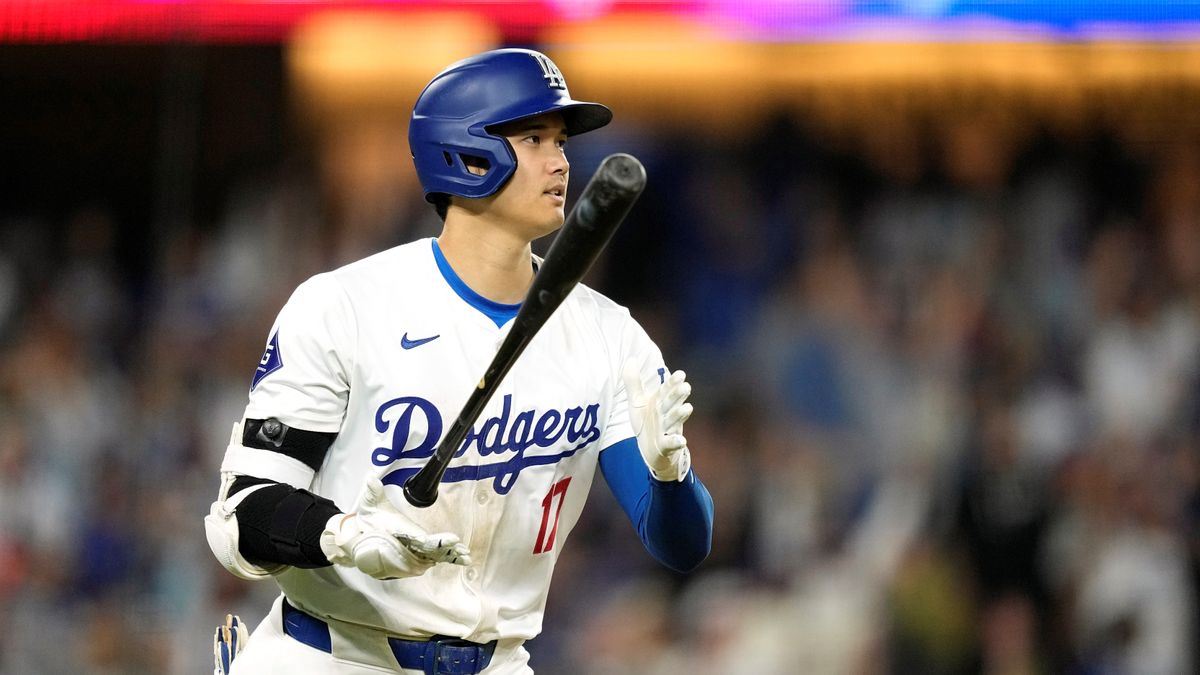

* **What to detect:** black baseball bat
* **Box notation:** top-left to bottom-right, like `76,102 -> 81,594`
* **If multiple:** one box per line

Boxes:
403,153 -> 647,507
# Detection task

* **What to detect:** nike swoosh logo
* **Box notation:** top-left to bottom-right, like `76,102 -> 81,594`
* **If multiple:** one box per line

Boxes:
401,332 -> 440,350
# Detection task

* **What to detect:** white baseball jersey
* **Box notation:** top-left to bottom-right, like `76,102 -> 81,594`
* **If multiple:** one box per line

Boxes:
219,237 -> 665,644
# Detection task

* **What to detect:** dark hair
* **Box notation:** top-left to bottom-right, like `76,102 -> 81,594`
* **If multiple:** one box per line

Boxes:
431,194 -> 449,221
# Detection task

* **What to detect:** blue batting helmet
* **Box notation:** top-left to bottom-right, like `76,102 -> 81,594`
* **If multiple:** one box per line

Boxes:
409,48 -> 612,202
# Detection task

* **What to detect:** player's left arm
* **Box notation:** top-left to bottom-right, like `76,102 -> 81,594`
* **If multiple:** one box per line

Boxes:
600,437 -> 713,573
598,360 -> 713,573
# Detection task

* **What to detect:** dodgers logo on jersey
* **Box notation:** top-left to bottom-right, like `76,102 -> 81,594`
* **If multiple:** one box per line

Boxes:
372,394 -> 601,494
250,331 -> 283,391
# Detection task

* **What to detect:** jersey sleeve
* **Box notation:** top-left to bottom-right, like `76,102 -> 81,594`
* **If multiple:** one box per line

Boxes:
219,274 -> 356,488
598,311 -> 665,452
244,273 -> 356,432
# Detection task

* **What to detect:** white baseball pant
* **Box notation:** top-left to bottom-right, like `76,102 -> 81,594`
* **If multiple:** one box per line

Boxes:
229,595 -> 533,675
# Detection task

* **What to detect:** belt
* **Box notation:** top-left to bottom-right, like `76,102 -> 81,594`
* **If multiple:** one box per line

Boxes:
281,598 -> 497,675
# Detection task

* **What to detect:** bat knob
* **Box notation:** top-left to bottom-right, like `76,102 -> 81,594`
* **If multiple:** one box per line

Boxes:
402,482 -> 437,508
599,153 -> 647,194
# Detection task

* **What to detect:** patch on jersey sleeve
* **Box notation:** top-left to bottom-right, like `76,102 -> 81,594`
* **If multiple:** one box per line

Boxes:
250,330 -> 283,391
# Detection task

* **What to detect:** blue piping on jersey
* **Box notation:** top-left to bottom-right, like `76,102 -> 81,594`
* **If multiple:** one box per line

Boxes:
431,239 -> 521,328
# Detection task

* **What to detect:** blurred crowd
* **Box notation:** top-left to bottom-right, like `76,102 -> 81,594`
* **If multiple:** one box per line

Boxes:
1,92 -> 1199,674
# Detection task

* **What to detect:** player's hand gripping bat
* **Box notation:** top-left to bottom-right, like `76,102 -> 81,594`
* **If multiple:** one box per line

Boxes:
403,153 -> 647,507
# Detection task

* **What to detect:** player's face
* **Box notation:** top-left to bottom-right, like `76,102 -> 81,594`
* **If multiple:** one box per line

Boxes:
484,112 -> 571,240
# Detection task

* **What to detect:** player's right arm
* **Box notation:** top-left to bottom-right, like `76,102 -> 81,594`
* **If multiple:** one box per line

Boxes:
206,439 -> 469,580
204,275 -> 467,581
203,419 -> 338,579
206,447 -> 469,580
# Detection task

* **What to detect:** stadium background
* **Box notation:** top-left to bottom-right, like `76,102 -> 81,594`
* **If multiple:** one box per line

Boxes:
1,1 -> 1199,672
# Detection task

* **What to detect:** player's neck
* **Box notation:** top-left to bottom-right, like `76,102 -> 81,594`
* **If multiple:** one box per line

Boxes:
436,223 -> 534,305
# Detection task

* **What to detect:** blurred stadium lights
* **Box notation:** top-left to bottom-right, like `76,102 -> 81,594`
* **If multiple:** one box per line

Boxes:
543,31 -> 1200,136
543,14 -> 767,130
286,11 -> 500,120
6,1 -> 1200,141
3,1 -> 1200,44
0,0 -> 556,43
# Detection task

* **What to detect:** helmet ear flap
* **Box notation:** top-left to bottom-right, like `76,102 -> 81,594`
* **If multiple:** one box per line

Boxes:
413,128 -> 516,203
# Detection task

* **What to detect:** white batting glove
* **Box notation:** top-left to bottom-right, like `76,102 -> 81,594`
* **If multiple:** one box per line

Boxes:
622,359 -> 694,482
320,475 -> 471,580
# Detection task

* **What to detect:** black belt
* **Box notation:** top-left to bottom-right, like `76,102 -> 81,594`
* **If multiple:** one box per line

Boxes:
281,598 -> 497,675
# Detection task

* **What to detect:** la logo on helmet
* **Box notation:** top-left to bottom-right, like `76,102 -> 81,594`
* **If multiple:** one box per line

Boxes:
531,54 -> 567,90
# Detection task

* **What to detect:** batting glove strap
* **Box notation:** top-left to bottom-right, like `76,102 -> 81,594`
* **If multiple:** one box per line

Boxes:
650,446 -> 691,483
319,514 -> 359,567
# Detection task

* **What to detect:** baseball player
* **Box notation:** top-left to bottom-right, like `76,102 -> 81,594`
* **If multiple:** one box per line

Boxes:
203,48 -> 714,674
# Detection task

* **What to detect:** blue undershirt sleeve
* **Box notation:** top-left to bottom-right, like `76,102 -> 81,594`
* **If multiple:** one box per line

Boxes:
599,437 -> 714,573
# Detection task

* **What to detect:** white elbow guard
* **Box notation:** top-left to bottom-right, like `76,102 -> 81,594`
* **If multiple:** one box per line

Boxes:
204,471 -> 287,581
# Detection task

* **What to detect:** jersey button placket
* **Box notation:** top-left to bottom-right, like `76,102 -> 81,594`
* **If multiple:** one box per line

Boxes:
468,487 -> 489,589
